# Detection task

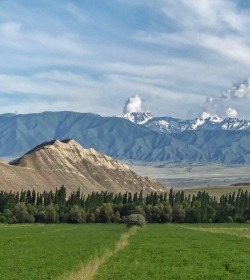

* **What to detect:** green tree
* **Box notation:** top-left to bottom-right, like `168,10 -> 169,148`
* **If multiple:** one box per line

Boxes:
68,205 -> 86,223
99,203 -> 114,223
160,204 -> 172,223
45,205 -> 58,223
172,205 -> 185,223
113,210 -> 122,223
13,203 -> 34,223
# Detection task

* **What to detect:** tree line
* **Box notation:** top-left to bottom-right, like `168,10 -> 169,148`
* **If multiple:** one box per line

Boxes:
0,186 -> 250,224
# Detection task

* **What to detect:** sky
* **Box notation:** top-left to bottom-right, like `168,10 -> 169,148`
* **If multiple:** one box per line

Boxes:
1,0 -> 250,119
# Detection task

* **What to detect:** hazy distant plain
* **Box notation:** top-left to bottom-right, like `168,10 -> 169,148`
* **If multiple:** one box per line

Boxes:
127,162 -> 250,190
3,156 -> 250,191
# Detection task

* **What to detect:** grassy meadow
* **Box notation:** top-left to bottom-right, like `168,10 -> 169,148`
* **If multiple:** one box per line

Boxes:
96,224 -> 250,280
1,223 -> 250,280
0,224 -> 124,280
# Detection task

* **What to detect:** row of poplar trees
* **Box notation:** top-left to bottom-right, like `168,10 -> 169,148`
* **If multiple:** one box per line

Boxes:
0,186 -> 250,224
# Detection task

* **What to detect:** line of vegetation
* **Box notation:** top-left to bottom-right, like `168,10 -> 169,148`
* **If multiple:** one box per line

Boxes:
0,186 -> 250,224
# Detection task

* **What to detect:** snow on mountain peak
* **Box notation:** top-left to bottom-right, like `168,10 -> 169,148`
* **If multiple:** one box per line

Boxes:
118,111 -> 154,125
118,88 -> 250,133
117,109 -> 250,133
118,95 -> 154,124
210,116 -> 223,123
190,119 -> 205,130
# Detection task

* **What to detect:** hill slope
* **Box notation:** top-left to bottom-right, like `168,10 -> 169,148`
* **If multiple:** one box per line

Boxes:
6,139 -> 166,194
0,159 -> 48,192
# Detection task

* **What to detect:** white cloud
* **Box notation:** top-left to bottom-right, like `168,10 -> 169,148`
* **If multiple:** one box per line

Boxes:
226,107 -> 238,118
1,0 -> 250,119
123,95 -> 142,113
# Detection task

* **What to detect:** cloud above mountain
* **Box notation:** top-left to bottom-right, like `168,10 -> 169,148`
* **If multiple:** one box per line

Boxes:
200,77 -> 250,118
123,95 -> 143,114
1,1 -> 250,119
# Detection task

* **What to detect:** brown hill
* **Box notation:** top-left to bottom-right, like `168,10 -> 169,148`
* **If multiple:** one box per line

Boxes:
0,159 -> 48,192
4,139 -> 167,194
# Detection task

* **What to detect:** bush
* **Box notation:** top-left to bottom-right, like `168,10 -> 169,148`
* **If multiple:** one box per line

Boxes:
34,211 -> 46,223
7,216 -> 17,224
125,214 -> 146,228
67,205 -> 86,223
0,215 -> 6,223
227,216 -> 234,223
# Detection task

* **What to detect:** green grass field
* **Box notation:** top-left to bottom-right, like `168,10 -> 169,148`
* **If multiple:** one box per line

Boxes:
96,224 -> 250,280
1,223 -> 250,280
0,224 -> 124,280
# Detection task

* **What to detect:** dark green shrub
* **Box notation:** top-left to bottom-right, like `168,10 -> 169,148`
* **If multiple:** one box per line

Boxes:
34,211 -> 46,223
0,215 -> 6,223
7,216 -> 17,224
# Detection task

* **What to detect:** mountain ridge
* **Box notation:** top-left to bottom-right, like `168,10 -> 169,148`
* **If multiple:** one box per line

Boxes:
1,111 -> 250,164
118,111 -> 250,133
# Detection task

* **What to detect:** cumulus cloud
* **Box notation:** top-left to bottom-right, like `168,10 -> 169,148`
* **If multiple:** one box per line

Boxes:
222,77 -> 250,99
201,97 -> 220,117
226,107 -> 238,118
201,77 -> 250,118
123,95 -> 143,114
200,111 -> 212,119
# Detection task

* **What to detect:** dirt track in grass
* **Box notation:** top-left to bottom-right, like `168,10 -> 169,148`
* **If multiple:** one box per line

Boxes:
60,226 -> 139,280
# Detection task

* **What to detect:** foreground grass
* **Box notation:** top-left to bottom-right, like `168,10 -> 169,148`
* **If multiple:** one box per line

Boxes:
0,224 -> 124,280
61,226 -> 139,280
96,224 -> 250,280
2,223 -> 250,280
183,223 -> 250,239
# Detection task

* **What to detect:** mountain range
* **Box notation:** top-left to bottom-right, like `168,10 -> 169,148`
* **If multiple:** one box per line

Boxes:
1,139 -> 166,193
119,111 -> 250,133
0,111 -> 250,164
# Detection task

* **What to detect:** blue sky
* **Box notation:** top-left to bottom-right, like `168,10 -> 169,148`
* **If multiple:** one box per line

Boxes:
1,0 -> 250,119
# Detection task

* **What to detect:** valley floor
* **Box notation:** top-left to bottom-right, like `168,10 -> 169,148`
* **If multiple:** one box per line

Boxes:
127,161 -> 250,189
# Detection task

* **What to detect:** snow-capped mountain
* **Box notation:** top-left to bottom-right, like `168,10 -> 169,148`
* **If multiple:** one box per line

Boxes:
147,116 -> 250,133
151,116 -> 250,133
1,111 -> 250,164
117,111 -> 154,125
118,112 -> 250,134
